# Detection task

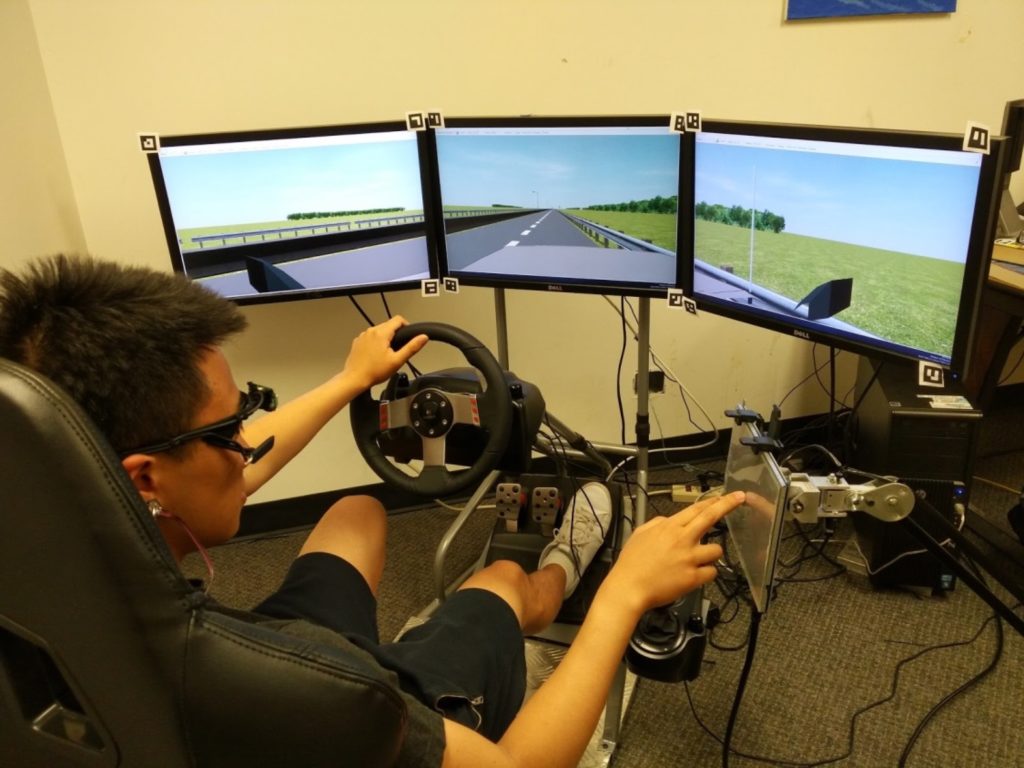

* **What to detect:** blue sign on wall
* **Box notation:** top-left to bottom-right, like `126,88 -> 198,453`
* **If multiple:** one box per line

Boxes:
787,1 -> 956,20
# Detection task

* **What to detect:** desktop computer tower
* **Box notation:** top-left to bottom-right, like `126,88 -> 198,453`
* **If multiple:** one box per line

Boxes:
849,358 -> 982,592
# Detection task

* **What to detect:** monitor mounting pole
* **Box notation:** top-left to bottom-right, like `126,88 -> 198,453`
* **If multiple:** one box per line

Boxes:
633,297 -> 651,526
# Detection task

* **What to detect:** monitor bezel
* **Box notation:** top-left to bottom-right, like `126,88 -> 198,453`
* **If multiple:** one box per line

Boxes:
684,120 -> 1006,383
427,115 -> 694,298
147,120 -> 440,306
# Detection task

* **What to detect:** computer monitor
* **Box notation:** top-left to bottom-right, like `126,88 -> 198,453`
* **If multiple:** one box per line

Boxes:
997,98 -> 1024,238
148,121 -> 436,304
722,415 -> 790,614
686,121 -> 1006,382
429,116 -> 691,297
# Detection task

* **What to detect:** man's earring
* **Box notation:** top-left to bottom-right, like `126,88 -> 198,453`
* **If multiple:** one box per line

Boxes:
148,499 -> 166,518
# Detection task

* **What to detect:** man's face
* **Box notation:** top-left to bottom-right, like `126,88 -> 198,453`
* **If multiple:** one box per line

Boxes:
141,348 -> 250,557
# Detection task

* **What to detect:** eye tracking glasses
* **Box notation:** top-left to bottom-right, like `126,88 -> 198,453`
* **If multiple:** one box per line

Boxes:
120,382 -> 278,466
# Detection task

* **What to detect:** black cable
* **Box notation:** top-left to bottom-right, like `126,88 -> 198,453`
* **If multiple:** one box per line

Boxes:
996,330 -> 1024,385
722,609 -> 762,768
827,346 -> 837,447
810,345 -> 847,412
793,522 -> 846,571
348,295 -> 375,326
778,353 -> 832,411
686,611 -> 1001,768
897,613 -> 1004,767
897,556 -> 1012,767
617,296 -> 628,445
379,292 -> 393,319
841,360 -> 883,459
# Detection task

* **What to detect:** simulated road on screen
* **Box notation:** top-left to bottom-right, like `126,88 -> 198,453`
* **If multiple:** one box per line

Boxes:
445,210 -> 676,285
195,236 -> 430,299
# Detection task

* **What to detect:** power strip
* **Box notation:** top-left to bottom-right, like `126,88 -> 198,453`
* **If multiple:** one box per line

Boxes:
671,484 -> 723,504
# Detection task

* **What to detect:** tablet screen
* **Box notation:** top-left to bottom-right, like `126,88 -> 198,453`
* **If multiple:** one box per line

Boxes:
723,419 -> 790,613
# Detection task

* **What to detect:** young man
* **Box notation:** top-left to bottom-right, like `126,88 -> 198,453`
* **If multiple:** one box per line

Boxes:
0,254 -> 743,768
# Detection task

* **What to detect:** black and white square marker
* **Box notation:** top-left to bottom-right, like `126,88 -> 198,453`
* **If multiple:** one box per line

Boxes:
427,112 -> 445,129
421,278 -> 440,297
683,297 -> 698,315
667,288 -> 685,309
443,277 -> 459,294
685,111 -> 702,132
138,133 -> 159,153
918,361 -> 946,388
406,112 -> 426,131
963,121 -> 990,154
671,113 -> 687,133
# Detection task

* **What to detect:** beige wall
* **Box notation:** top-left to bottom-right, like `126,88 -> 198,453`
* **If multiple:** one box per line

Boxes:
0,0 -> 86,268
7,0 -> 1024,502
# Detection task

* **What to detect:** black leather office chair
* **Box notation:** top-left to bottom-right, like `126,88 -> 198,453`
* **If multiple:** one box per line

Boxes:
0,359 -> 406,767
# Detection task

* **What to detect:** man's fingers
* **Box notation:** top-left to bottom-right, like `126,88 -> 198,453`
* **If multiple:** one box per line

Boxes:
692,542 -> 724,566
676,490 -> 744,528
395,334 -> 428,363
694,564 -> 719,586
381,315 -> 408,334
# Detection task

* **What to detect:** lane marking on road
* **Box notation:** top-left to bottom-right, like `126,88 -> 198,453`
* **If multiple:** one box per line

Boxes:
521,230 -> 531,236
506,240 -> 519,247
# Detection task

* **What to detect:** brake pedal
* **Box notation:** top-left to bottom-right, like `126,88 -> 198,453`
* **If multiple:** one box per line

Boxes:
495,482 -> 527,532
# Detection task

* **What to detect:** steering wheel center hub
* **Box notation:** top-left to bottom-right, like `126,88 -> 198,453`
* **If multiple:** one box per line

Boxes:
411,389 -> 454,438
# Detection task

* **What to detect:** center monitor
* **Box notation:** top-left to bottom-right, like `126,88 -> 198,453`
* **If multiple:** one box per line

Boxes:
430,116 -> 691,297
148,121 -> 436,304
685,121 -> 1005,381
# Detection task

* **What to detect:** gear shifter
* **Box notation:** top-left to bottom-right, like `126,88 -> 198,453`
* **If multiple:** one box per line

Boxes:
626,589 -> 710,683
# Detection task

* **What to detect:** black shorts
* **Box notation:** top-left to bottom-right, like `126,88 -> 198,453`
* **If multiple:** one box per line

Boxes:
253,552 -> 527,740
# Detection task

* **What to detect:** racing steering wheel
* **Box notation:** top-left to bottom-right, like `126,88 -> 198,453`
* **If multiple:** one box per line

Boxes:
350,322 -> 514,497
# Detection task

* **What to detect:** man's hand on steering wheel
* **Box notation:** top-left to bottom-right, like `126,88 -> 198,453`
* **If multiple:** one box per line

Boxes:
350,322 -> 514,498
343,316 -> 429,391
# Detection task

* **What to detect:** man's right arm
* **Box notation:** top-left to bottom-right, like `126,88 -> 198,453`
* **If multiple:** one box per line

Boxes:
440,492 -> 744,768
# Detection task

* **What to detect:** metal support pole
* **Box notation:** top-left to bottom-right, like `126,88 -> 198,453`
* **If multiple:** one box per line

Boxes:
634,297 -> 651,526
495,288 -> 509,370
434,470 -> 502,604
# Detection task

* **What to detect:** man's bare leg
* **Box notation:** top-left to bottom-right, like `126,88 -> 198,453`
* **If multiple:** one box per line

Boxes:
299,495 -> 388,596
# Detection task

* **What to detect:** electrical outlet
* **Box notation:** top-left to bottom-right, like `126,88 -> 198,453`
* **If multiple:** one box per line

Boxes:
633,371 -> 666,396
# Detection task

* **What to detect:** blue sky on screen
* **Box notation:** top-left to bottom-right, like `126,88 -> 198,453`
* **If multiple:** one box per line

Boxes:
695,142 -> 980,263
436,133 -> 679,209
160,139 -> 424,229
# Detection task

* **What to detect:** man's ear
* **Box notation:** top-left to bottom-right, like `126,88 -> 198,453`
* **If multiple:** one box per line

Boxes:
120,453 -> 158,501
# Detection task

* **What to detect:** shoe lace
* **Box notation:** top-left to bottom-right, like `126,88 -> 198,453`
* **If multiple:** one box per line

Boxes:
555,488 -> 608,549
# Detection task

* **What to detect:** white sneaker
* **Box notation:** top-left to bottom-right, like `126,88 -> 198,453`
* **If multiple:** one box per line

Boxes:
538,482 -> 613,597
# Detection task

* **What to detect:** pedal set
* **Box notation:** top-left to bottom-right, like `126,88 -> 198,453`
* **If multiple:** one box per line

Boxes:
493,482 -> 565,535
